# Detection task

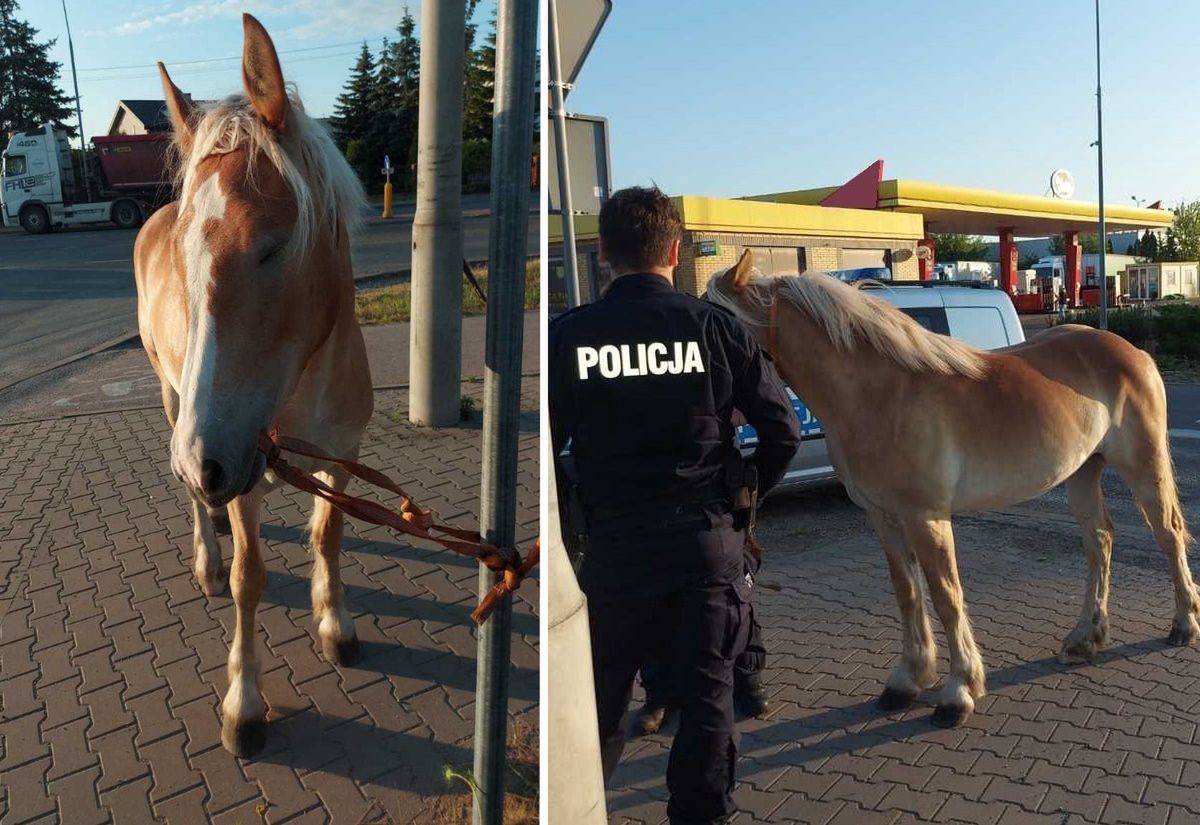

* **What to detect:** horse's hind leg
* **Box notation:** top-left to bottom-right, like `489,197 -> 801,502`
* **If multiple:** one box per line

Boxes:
1061,455 -> 1114,663
161,378 -> 227,595
867,509 -> 936,710
310,467 -> 359,665
904,516 -> 985,728
1114,439 -> 1198,645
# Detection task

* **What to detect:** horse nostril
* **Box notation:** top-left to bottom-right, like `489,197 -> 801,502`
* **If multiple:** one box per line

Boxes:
200,459 -> 225,496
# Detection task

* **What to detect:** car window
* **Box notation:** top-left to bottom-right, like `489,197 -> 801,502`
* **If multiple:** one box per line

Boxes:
946,306 -> 1011,349
899,307 -> 949,335
4,155 -> 26,176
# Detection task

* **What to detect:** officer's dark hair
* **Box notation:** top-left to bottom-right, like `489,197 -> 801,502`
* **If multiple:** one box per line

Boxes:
599,186 -> 683,273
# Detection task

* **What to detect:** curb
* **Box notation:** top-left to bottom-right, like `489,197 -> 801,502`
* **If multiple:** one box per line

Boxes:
0,372 -> 541,428
0,328 -> 141,394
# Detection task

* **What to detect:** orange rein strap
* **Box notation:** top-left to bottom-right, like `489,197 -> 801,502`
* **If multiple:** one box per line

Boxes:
258,431 -> 539,624
767,279 -> 780,357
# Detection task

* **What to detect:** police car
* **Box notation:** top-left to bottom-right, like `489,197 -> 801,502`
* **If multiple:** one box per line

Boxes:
738,282 -> 1025,492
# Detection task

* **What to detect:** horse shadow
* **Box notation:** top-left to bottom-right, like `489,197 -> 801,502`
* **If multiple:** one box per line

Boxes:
253,523 -> 538,638
618,636 -> 1182,777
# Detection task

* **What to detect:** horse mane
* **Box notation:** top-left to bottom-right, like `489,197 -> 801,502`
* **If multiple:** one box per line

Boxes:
707,269 -> 987,379
173,87 -> 366,260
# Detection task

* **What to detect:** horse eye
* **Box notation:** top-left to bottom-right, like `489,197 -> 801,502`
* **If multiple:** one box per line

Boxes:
259,245 -> 283,265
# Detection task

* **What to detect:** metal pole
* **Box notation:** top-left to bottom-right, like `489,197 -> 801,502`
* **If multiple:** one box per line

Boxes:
61,0 -> 91,201
547,0 -> 582,307
410,0 -> 466,426
472,0 -> 536,822
1095,0 -> 1108,329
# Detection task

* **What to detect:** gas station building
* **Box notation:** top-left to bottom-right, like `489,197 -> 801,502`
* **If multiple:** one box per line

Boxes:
549,161 -> 1174,310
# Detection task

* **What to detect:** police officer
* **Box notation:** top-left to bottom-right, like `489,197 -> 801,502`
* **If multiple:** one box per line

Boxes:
549,186 -> 800,825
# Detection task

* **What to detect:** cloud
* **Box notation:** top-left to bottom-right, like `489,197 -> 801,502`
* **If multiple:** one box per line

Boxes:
94,0 -> 422,39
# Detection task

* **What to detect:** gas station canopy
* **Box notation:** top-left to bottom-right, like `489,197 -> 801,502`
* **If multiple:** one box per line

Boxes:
751,178 -> 1174,237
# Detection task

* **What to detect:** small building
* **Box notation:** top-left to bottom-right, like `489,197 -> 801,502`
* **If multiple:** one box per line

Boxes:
548,196 -> 924,309
107,100 -> 174,136
1126,262 -> 1200,301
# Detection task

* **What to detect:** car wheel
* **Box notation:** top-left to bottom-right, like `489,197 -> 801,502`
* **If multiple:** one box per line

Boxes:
112,199 -> 143,229
19,204 -> 50,234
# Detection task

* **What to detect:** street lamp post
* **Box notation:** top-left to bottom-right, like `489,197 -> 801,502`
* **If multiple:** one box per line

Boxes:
61,0 -> 91,201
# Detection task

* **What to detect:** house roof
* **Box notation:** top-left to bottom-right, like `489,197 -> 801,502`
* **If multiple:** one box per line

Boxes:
107,100 -> 172,135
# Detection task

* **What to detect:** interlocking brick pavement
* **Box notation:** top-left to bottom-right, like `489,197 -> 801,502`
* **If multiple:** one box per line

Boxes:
608,439 -> 1200,824
0,379 -> 539,824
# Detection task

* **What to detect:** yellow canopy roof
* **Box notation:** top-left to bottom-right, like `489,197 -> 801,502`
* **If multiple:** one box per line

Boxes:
748,179 -> 1174,236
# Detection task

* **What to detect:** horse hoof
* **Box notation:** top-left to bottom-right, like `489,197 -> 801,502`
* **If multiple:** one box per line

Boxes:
223,717 -> 267,758
199,568 -> 228,597
930,703 -> 969,728
1059,641 -> 1095,665
1167,626 -> 1197,646
323,634 -> 361,666
878,685 -> 919,711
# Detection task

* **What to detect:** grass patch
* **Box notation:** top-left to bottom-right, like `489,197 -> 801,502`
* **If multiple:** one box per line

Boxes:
426,718 -> 539,824
1059,301 -> 1200,371
355,259 -> 540,326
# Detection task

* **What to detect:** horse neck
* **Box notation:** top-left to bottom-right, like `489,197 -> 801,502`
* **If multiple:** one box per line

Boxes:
770,298 -> 894,423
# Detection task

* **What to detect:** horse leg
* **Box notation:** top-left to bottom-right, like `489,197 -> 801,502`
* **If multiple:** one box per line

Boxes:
1061,456 -> 1113,663
220,491 -> 268,757
161,378 -> 227,596
1115,442 -> 1198,645
309,467 -> 360,665
904,516 -> 985,728
867,509 -> 936,710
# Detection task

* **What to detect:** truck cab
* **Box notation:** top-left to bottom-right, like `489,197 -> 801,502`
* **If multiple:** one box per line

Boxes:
1,125 -> 76,232
2,123 -> 169,233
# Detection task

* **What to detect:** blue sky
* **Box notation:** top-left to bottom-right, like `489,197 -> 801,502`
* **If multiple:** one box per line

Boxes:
19,0 -> 492,140
567,0 -> 1200,210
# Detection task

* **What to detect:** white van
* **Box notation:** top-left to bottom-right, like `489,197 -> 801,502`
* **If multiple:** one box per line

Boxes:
739,282 -> 1025,492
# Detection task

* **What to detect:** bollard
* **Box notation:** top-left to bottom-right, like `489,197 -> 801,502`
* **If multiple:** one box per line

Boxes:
381,179 -> 393,219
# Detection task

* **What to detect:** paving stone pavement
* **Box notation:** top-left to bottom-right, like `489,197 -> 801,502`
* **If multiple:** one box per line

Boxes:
608,441 -> 1200,825
0,379 -> 539,824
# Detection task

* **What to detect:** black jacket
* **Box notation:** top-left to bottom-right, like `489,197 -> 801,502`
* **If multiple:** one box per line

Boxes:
550,273 -> 800,597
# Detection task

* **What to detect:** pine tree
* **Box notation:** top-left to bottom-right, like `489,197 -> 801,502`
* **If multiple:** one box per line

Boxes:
391,7 -> 420,191
363,37 -> 400,189
0,0 -> 74,136
463,9 -> 496,142
330,43 -> 376,151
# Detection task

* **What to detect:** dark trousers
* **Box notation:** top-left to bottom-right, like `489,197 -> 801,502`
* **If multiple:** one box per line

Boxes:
642,603 -> 764,706
590,583 -> 750,825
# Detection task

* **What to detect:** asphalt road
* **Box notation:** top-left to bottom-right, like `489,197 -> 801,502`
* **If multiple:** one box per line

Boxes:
0,193 -> 538,391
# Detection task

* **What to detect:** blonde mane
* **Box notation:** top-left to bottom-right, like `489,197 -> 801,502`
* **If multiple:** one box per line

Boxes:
174,89 -> 366,260
707,269 -> 987,379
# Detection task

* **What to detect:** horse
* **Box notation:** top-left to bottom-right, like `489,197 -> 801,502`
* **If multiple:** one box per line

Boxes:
707,250 -> 1195,727
134,14 -> 373,756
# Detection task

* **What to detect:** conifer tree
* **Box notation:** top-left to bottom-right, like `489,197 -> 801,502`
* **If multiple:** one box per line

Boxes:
330,43 -> 376,150
0,0 -> 74,136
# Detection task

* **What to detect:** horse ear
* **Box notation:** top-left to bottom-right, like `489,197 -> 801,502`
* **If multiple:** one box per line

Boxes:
158,63 -> 195,153
241,13 -> 289,131
724,248 -> 754,292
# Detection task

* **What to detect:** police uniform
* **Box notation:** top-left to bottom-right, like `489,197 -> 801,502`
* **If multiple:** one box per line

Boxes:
549,273 -> 799,825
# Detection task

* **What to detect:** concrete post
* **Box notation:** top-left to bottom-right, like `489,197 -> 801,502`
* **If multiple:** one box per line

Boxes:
410,0 -> 465,426
472,0 -> 537,822
547,459 -> 608,825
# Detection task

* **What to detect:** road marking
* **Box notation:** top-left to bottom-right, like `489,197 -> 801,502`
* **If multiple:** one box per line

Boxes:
1169,429 -> 1200,440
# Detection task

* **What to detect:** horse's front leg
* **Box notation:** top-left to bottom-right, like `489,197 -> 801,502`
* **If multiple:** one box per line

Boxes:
310,467 -> 360,665
221,491 -> 268,757
867,510 -> 936,710
190,496 -> 227,596
905,516 -> 985,728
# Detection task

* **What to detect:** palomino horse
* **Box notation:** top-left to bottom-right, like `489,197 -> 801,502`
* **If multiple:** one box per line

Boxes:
134,14 -> 372,756
708,251 -> 1195,727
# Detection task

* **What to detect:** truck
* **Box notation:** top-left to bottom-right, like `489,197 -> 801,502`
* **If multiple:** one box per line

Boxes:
933,260 -> 998,284
1,123 -> 173,234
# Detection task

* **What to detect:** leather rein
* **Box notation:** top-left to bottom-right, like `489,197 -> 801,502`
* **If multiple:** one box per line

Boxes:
257,431 -> 538,624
